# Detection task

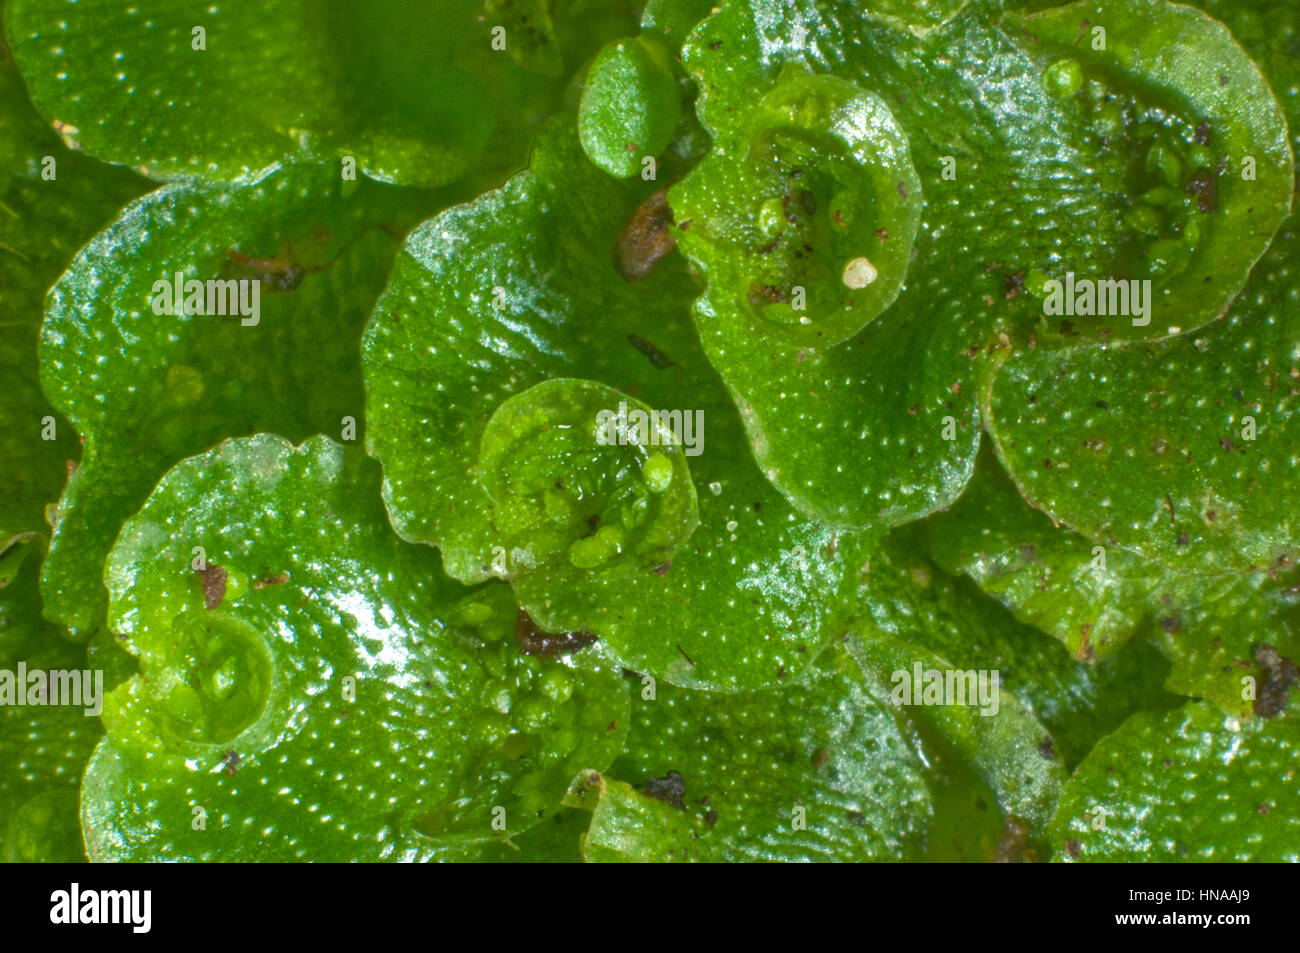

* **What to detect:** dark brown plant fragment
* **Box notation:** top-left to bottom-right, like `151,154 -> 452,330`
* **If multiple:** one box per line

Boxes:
515,609 -> 598,658
613,188 -> 677,280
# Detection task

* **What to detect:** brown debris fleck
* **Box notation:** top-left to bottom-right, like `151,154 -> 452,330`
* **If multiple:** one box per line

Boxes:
1253,643 -> 1299,718
252,572 -> 289,589
1185,168 -> 1218,214
747,283 -> 788,305
515,610 -> 598,658
226,248 -> 307,292
994,817 -> 1038,863
627,333 -> 677,370
613,188 -> 677,281
197,564 -> 228,610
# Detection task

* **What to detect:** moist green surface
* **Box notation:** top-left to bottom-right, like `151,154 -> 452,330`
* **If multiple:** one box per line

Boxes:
2,0 -> 1297,862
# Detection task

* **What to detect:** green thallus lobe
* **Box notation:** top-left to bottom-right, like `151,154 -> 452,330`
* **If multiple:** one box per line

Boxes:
1013,0 -> 1293,340
670,68 -> 923,349
86,434 -> 629,860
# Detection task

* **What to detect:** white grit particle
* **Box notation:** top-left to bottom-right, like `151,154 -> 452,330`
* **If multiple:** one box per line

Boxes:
842,256 -> 878,289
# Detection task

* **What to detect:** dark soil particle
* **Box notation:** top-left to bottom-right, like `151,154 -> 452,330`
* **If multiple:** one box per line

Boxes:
644,770 -> 687,810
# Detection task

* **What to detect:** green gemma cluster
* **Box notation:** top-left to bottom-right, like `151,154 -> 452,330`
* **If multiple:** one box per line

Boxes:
477,379 -> 698,576
1,0 -> 1297,863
